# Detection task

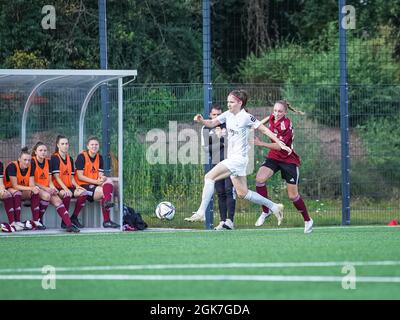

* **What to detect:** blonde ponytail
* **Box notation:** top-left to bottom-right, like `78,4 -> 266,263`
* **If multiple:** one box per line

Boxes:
277,100 -> 305,115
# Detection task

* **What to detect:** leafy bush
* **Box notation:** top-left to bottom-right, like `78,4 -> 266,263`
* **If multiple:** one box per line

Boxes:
4,50 -> 49,69
237,25 -> 400,127
237,45 -> 305,85
124,87 -> 178,131
358,114 -> 400,185
122,130 -> 204,215
0,99 -> 22,139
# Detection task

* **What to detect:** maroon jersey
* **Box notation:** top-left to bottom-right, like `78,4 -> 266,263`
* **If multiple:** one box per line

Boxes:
266,114 -> 301,166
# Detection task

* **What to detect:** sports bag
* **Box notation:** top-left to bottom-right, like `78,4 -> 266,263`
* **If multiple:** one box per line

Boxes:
122,205 -> 148,231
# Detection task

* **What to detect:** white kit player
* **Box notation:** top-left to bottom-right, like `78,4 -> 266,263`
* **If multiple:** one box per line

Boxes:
185,89 -> 292,227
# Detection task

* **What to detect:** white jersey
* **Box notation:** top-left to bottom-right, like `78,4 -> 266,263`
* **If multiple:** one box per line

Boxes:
217,108 -> 261,159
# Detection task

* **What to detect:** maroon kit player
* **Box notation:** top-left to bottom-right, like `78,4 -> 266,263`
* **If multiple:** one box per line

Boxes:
252,100 -> 313,233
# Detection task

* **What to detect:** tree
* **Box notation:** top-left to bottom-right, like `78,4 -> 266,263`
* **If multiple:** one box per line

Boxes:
4,50 -> 49,69
0,0 -> 203,82
107,0 -> 202,83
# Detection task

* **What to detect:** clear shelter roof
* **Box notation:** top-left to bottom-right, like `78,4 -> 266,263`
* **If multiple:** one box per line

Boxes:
0,69 -> 137,149
0,69 -> 137,92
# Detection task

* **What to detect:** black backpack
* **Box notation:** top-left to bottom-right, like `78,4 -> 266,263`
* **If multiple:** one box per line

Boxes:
123,205 -> 148,230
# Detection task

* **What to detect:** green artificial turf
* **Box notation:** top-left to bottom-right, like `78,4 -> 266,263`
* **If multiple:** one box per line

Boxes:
0,226 -> 399,300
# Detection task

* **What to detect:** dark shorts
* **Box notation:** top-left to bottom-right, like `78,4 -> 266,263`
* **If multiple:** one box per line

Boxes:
56,187 -> 76,195
261,158 -> 299,185
80,184 -> 98,202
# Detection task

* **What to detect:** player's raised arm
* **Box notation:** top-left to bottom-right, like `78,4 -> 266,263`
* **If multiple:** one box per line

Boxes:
251,136 -> 282,151
259,116 -> 269,125
256,123 -> 292,154
193,114 -> 221,128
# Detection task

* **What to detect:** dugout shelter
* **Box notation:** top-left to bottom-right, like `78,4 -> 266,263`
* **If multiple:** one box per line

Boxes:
0,69 -> 137,230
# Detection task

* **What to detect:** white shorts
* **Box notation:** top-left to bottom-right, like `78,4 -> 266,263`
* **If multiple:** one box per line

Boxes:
220,156 -> 248,177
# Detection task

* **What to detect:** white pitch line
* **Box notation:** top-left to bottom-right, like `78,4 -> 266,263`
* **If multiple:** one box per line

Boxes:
0,274 -> 400,283
1,260 -> 400,273
0,224 -> 398,238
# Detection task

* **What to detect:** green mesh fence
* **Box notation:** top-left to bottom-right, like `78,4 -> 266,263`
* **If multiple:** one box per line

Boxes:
1,82 -> 397,228
1,0 -> 399,228
120,83 -> 399,228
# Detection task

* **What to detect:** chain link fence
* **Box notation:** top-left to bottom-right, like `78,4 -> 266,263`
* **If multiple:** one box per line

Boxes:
1,0 -> 399,228
122,82 -> 399,228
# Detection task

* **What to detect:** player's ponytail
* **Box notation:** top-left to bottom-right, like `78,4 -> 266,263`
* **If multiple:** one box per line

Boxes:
277,100 -> 305,115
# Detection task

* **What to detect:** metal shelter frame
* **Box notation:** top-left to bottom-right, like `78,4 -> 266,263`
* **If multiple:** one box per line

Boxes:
0,69 -> 137,230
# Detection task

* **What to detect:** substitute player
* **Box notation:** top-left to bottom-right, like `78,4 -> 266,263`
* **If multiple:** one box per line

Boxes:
0,160 -> 15,226
4,147 -> 42,230
75,136 -> 119,228
51,135 -> 87,229
31,141 -> 79,232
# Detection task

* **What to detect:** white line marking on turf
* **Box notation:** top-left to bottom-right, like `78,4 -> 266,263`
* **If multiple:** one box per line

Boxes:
0,224 -> 398,238
1,260 -> 399,273
0,274 -> 400,283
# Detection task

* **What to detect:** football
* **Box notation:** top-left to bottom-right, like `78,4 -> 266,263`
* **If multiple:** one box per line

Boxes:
155,201 -> 175,220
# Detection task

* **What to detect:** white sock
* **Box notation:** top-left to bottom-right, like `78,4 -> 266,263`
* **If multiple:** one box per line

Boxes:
244,190 -> 276,210
270,204 -> 280,213
196,178 -> 215,215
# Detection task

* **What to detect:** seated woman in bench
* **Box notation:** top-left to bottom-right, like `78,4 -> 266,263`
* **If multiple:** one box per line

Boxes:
50,135 -> 87,229
0,160 -> 16,227
75,136 -> 120,229
31,142 -> 80,233
3,147 -> 43,231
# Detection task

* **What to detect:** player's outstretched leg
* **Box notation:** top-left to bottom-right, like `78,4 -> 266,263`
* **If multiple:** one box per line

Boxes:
244,190 -> 284,226
185,178 -> 215,222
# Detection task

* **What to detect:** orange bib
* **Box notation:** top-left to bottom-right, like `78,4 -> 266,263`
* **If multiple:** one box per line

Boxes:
4,161 -> 31,188
75,151 -> 100,186
33,157 -> 50,187
52,153 -> 73,189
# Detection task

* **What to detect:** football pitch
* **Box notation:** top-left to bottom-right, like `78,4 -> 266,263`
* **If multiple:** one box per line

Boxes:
0,225 -> 399,300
